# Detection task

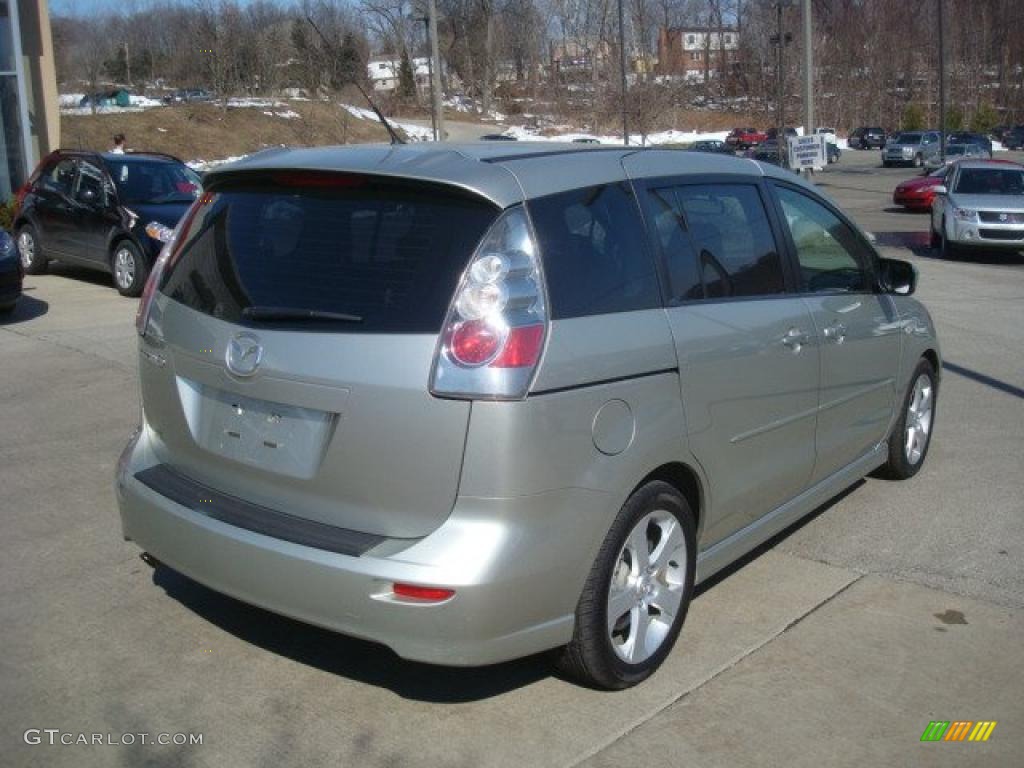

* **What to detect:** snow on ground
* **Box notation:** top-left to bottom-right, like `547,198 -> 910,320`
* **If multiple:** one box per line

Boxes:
501,124 -> 731,146
129,95 -> 164,108
262,109 -> 301,119
226,98 -> 288,109
187,155 -> 247,172
59,93 -> 84,107
341,104 -> 433,141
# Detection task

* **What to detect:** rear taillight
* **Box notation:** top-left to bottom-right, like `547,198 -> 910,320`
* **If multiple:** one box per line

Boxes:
430,205 -> 547,400
135,196 -> 209,335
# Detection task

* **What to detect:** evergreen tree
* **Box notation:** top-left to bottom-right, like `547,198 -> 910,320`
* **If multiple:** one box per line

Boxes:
398,49 -> 416,101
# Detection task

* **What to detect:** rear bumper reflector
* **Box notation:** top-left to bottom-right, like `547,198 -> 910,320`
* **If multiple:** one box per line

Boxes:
134,464 -> 385,557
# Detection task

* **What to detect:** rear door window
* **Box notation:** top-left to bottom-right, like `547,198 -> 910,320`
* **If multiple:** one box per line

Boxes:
648,183 -> 785,300
527,182 -> 661,318
42,158 -> 77,195
160,177 -> 497,333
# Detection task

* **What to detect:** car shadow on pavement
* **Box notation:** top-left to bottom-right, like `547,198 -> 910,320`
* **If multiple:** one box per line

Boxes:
47,262 -> 118,288
0,293 -> 48,324
694,480 -> 865,598
151,565 -> 554,702
149,480 -> 872,700
872,231 -> 1024,264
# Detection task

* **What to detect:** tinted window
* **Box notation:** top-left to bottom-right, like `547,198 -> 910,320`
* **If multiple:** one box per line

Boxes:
74,161 -> 106,206
643,186 -> 703,302
103,159 -> 201,204
674,184 -> 785,299
42,158 -> 77,194
528,183 -> 660,318
775,186 -> 873,293
954,167 -> 1024,196
161,179 -> 497,333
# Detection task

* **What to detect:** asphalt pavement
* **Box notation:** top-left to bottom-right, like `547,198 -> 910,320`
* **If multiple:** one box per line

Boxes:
1,147 -> 1021,767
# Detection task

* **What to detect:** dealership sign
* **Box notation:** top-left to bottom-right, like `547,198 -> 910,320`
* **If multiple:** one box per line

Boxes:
788,134 -> 828,170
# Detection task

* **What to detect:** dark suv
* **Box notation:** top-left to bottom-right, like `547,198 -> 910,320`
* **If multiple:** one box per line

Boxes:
13,150 -> 202,296
849,126 -> 887,150
1003,126 -> 1024,151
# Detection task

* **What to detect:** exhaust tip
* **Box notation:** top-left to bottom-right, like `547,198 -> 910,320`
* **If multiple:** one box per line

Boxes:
139,552 -> 161,569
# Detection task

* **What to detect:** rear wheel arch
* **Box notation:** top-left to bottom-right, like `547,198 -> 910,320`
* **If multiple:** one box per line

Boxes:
632,462 -> 704,541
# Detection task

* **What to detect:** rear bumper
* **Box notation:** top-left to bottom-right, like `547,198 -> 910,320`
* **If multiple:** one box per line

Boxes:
116,427 -> 610,666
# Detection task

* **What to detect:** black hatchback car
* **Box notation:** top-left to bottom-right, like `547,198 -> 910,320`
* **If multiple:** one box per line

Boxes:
13,150 -> 202,296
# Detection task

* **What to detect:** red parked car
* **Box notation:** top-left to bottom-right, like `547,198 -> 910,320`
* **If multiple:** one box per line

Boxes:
893,158 -> 1017,211
892,166 -> 951,211
725,127 -> 768,150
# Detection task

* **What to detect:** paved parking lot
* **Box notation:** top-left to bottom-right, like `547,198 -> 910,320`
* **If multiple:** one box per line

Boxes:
2,148 -> 1022,767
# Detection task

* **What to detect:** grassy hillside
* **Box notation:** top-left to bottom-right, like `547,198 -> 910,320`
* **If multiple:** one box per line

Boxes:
60,101 -> 397,165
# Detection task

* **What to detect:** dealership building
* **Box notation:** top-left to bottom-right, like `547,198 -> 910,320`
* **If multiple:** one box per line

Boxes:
0,0 -> 58,199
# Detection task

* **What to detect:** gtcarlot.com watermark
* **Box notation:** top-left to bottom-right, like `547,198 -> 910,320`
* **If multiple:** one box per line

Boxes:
24,729 -> 203,746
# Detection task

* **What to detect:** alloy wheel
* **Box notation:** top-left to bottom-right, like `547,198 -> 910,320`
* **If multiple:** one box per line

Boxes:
114,248 -> 136,290
17,231 -> 34,269
607,510 -> 687,664
905,373 -> 934,465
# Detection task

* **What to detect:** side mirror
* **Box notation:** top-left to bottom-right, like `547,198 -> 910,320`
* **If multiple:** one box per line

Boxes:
933,185 -> 947,196
878,257 -> 917,296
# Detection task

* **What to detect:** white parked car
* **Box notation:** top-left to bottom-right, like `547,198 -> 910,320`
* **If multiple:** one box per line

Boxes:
814,127 -> 838,145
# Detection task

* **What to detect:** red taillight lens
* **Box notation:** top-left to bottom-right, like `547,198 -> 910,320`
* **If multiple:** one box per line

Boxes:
450,319 -> 506,366
492,324 -> 544,368
393,583 -> 455,602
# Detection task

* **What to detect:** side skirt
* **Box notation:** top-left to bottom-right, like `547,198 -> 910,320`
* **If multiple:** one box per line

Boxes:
695,443 -> 887,584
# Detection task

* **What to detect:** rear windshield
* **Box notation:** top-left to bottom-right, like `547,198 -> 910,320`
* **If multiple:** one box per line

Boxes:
159,176 -> 497,332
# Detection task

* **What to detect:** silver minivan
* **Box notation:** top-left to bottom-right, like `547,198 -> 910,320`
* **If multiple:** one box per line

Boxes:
116,144 -> 940,689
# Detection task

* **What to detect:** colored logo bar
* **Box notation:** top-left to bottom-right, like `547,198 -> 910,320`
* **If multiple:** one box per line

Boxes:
921,721 -> 997,742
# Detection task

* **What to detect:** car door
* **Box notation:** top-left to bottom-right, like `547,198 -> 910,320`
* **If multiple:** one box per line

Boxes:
769,182 -> 902,484
67,159 -> 117,265
33,157 -> 79,256
630,171 -> 820,547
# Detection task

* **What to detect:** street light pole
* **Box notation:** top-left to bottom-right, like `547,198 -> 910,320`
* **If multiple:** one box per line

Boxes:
618,0 -> 628,145
775,3 -> 785,166
937,0 -> 946,161
427,0 -> 445,142
802,0 -> 813,139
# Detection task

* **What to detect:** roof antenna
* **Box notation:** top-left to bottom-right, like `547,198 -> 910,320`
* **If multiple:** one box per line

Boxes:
306,16 -> 406,145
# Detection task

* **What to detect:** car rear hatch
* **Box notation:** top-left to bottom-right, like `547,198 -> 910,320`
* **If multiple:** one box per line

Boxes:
137,170 -> 501,540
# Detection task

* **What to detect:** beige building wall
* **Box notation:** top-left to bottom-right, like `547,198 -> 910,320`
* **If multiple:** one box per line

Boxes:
18,0 -> 59,161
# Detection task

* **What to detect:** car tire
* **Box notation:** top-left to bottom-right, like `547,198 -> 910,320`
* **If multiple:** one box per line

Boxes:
882,160 -> 891,168
557,481 -> 696,690
930,226 -> 941,249
879,358 -> 937,480
913,153 -> 923,168
939,222 -> 958,259
111,241 -> 149,297
16,224 -> 47,275
0,301 -> 15,315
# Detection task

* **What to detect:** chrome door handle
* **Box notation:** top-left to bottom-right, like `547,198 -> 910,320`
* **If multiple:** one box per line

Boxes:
823,322 -> 847,343
782,328 -> 809,352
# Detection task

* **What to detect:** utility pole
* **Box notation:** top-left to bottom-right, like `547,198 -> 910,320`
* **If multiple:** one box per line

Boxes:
937,0 -> 946,161
427,0 -> 445,141
618,0 -> 628,145
770,3 -> 792,167
418,16 -> 437,140
802,0 -> 813,138
124,41 -> 131,87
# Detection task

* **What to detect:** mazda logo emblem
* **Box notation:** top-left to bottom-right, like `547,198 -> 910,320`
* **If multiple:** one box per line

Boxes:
226,332 -> 263,377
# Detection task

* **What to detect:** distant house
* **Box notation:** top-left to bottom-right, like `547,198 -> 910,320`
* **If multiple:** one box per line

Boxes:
657,27 -> 739,80
80,89 -> 132,108
548,38 -> 611,80
367,56 -> 432,93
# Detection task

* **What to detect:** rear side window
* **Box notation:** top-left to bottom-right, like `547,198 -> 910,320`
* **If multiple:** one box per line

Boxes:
651,183 -> 784,300
160,178 -> 497,333
527,183 -> 660,318
41,158 -> 77,194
